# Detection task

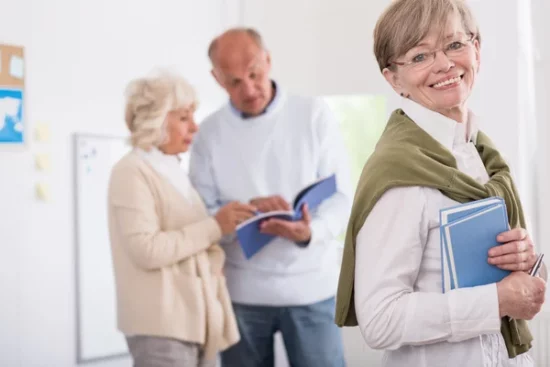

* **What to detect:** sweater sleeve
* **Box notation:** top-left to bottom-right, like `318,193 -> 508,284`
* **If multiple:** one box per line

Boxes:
189,128 -> 223,215
307,99 -> 353,245
109,162 -> 222,270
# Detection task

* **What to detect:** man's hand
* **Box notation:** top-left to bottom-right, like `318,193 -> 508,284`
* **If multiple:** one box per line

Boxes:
260,204 -> 312,243
250,195 -> 291,212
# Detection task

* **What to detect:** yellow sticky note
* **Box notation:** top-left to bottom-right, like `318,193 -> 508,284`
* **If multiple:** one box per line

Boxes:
35,153 -> 51,172
35,123 -> 50,142
36,182 -> 50,201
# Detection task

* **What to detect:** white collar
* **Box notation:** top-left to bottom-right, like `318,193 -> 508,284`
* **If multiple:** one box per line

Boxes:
135,147 -> 194,201
400,98 -> 479,150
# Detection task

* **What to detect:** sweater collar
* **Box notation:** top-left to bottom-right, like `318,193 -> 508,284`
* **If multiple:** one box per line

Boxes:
134,147 -> 194,201
400,98 -> 479,151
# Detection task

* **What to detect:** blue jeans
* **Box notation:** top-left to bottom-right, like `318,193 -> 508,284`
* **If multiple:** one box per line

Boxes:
221,297 -> 345,367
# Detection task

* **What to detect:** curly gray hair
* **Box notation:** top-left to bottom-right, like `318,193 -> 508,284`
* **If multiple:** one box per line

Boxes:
124,70 -> 198,149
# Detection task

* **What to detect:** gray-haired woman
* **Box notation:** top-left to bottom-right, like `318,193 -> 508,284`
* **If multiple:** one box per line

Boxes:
336,1 -> 547,366
108,71 -> 256,367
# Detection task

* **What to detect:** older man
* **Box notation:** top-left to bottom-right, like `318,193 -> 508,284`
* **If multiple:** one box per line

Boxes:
189,28 -> 352,367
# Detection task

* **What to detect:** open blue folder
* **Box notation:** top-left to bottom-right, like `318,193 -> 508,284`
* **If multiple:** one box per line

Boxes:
236,174 -> 337,259
439,197 -> 511,292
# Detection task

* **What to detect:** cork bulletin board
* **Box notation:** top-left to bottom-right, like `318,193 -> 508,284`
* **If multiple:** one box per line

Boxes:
0,44 -> 25,145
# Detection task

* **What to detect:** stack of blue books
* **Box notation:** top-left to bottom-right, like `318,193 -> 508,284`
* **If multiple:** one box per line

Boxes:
440,197 -> 511,293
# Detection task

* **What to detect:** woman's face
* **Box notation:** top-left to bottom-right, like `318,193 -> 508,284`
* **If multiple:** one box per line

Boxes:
158,107 -> 198,155
383,16 -> 480,117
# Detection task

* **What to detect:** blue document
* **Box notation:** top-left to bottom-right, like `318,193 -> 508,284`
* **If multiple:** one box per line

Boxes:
439,197 -> 510,292
236,174 -> 337,259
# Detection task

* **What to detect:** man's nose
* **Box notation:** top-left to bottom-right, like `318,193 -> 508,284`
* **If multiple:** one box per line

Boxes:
241,79 -> 256,97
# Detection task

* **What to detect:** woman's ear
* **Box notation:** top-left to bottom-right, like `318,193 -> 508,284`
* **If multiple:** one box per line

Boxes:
382,67 -> 404,95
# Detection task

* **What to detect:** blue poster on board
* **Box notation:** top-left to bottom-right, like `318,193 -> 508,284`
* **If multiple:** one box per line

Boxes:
0,88 -> 24,144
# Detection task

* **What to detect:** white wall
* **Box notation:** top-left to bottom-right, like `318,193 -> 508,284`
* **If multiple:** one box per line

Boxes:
532,0 -> 550,259
242,0 -> 392,97
0,1 -> 238,366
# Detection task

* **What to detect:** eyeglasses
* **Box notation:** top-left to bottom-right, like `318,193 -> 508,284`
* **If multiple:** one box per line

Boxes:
389,34 -> 476,71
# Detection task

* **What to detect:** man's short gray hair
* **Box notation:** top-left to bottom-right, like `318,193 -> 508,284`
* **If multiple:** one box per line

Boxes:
208,27 -> 266,65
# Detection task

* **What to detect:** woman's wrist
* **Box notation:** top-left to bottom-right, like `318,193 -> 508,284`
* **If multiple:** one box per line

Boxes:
496,281 -> 510,318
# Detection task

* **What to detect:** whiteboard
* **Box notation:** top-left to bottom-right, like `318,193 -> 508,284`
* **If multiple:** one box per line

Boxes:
74,133 -> 131,363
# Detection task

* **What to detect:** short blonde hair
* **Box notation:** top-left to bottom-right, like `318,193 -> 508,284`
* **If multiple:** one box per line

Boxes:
124,70 -> 198,149
373,0 -> 480,71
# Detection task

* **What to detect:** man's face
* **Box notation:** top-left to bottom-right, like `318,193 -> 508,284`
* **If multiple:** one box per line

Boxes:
212,38 -> 273,116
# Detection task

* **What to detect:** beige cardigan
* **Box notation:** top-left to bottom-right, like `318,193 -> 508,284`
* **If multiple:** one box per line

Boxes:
107,151 -> 239,359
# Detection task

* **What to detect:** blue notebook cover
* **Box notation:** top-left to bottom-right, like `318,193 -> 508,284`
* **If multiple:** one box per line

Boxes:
441,202 -> 511,290
439,197 -> 505,291
236,174 -> 337,259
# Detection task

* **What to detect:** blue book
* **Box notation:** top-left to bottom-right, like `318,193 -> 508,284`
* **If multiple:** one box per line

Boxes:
439,197 -> 505,291
440,200 -> 511,292
236,174 -> 337,259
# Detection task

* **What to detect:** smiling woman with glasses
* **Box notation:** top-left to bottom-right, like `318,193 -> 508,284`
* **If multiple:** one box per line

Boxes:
335,0 -> 547,366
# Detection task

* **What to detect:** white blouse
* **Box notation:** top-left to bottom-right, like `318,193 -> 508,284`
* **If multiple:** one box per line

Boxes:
354,100 -> 533,367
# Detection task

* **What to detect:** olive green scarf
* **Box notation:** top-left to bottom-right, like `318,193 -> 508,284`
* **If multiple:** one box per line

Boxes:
335,109 -> 532,358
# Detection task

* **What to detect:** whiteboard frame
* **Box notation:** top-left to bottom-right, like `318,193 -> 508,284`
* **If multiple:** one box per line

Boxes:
73,133 -> 130,364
